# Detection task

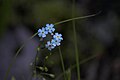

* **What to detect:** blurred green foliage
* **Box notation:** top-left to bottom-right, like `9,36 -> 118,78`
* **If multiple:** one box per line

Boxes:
0,0 -> 93,79
0,0 -> 12,36
0,0 -> 81,36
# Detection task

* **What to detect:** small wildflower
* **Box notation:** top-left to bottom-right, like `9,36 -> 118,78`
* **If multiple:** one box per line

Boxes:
37,24 -> 63,51
45,24 -> 55,35
51,39 -> 57,46
51,39 -> 61,46
53,33 -> 63,41
38,27 -> 48,38
45,41 -> 55,51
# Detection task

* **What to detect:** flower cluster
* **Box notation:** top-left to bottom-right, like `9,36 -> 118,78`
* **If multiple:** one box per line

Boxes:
38,24 -> 63,51
38,24 -> 55,38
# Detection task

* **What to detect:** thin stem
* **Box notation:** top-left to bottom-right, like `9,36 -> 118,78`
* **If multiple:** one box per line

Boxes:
58,46 -> 66,80
67,68 -> 71,80
72,0 -> 80,80
4,32 -> 38,80
33,47 -> 40,78
43,52 -> 52,67
55,54 -> 97,80
4,10 -> 100,80
54,12 -> 100,25
15,32 -> 38,57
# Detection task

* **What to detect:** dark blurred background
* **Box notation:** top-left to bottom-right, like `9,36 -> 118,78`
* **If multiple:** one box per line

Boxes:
0,0 -> 120,80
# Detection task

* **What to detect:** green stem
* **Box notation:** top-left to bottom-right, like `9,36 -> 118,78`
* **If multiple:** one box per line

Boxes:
54,12 -> 100,25
43,52 -> 52,67
4,11 -> 100,80
4,32 -> 38,80
33,47 -> 40,78
15,32 -> 38,57
67,68 -> 71,80
58,47 -> 66,80
72,0 -> 80,80
55,54 -> 97,80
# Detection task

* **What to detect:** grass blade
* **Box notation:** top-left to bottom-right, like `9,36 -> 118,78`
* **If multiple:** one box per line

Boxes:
58,46 -> 66,80
72,0 -> 80,80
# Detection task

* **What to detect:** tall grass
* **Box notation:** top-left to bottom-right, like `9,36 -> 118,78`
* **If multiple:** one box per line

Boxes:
55,54 -> 97,80
58,46 -> 66,80
4,32 -> 38,80
72,0 -> 80,80
4,12 -> 98,80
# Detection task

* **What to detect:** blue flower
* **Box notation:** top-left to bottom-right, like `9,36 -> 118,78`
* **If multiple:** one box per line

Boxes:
51,39 -> 61,46
37,24 -> 63,51
53,33 -> 63,41
38,27 -> 48,38
45,41 -> 55,51
45,24 -> 55,35
45,38 -> 62,51
51,39 -> 57,47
